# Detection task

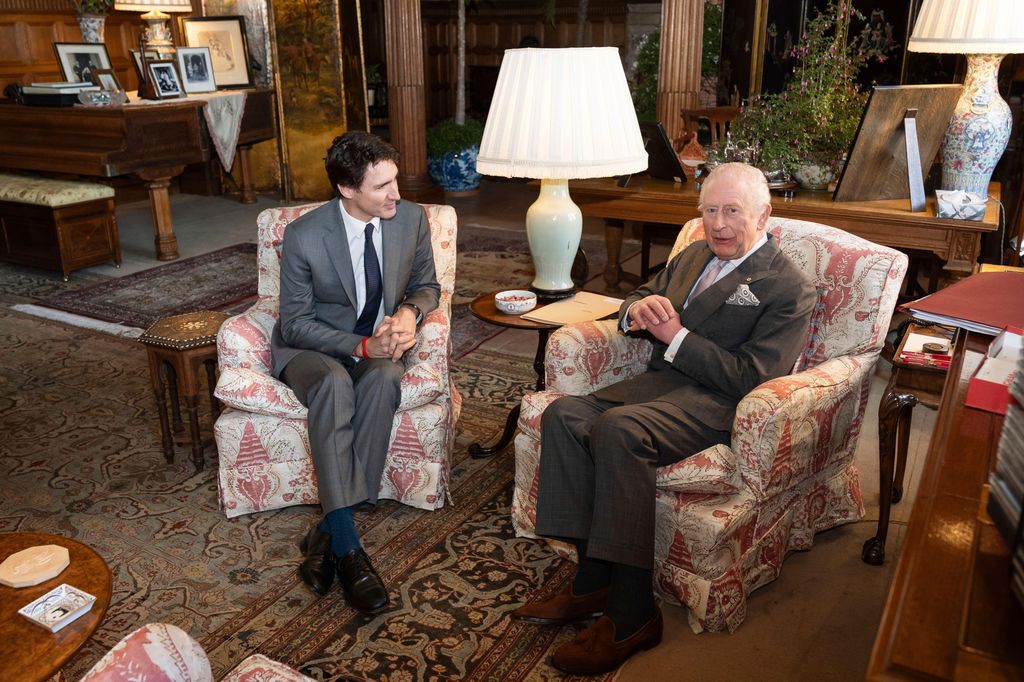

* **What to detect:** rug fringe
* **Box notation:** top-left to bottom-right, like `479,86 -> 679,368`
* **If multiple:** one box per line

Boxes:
11,304 -> 144,338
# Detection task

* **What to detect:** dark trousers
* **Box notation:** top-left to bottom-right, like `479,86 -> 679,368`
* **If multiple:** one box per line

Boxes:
281,350 -> 403,514
535,394 -> 729,569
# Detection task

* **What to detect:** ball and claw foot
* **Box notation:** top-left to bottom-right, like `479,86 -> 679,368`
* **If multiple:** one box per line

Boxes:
861,537 -> 885,566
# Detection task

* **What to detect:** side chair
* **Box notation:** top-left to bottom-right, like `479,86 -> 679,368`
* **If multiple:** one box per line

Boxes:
511,216 -> 908,633
211,203 -> 461,517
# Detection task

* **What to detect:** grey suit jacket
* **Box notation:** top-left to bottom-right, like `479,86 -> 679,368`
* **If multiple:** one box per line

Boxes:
270,198 -> 440,377
594,236 -> 815,431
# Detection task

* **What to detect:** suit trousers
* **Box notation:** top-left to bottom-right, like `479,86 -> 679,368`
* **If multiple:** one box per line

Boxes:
281,350 -> 404,514
535,393 -> 729,569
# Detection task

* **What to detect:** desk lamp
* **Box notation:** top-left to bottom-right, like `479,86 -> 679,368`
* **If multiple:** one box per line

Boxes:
476,47 -> 647,300
907,0 -> 1024,194
113,0 -> 193,58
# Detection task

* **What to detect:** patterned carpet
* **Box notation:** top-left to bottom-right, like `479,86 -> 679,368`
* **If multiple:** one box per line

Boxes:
0,308 -> 614,681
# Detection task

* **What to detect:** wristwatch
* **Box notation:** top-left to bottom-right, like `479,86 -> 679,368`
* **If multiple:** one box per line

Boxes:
401,302 -> 423,324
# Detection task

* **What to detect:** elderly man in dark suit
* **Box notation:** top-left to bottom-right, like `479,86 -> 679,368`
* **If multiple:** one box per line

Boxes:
513,162 -> 816,674
272,131 -> 439,613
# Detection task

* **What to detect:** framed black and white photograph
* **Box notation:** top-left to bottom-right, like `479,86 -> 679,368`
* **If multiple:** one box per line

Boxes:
175,46 -> 217,94
53,42 -> 112,84
181,16 -> 253,88
148,60 -> 185,99
130,50 -> 159,83
90,68 -> 127,100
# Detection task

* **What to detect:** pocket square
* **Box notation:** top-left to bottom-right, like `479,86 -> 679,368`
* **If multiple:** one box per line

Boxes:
725,284 -> 759,306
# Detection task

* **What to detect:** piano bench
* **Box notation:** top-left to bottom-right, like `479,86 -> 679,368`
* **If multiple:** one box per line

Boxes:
0,173 -> 121,281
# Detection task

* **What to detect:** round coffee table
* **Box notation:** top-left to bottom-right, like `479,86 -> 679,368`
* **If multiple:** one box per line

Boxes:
0,532 -> 112,682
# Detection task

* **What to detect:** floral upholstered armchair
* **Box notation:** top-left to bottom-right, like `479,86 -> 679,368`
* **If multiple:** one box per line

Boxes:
212,203 -> 461,517
512,217 -> 907,633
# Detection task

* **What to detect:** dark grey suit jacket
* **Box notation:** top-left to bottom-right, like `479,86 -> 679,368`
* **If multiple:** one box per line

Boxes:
270,198 -> 440,377
595,236 -> 815,431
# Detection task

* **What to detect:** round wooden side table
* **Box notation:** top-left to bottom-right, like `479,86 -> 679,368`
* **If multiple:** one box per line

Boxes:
0,532 -> 112,682
468,291 -> 559,458
139,310 -> 230,470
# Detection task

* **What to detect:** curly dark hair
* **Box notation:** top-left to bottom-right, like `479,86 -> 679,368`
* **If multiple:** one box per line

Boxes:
324,131 -> 400,194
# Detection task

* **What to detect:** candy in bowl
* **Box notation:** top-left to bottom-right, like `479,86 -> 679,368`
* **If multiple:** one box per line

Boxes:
495,290 -> 537,315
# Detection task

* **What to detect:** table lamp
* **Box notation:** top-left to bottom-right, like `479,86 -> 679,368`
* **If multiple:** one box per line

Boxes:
113,0 -> 193,58
476,47 -> 648,300
907,0 -> 1024,195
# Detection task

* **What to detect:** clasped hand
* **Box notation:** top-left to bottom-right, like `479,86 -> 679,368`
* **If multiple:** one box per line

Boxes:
365,306 -> 418,362
628,295 -> 682,344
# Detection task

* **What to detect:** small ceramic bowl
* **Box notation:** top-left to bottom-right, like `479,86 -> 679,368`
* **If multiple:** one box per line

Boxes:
495,290 -> 537,315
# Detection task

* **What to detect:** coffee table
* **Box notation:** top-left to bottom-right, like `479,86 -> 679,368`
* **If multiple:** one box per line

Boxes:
0,532 -> 112,682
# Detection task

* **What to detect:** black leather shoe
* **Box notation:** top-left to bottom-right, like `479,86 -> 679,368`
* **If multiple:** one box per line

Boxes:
298,524 -> 334,596
336,548 -> 389,614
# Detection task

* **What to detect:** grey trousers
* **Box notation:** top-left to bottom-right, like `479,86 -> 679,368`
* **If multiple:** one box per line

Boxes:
535,394 -> 729,569
280,350 -> 403,514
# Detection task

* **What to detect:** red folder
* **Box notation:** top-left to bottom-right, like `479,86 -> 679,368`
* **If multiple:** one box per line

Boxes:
900,271 -> 1024,335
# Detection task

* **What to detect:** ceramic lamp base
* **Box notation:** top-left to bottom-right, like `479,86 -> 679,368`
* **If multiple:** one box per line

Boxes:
941,54 -> 1011,195
526,178 -> 581,298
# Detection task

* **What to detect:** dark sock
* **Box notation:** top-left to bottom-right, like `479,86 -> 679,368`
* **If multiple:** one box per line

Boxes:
320,507 -> 361,557
570,539 -> 612,596
605,563 -> 656,639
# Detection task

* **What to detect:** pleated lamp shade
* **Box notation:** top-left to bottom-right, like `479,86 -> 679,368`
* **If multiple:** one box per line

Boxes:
908,0 -> 1024,53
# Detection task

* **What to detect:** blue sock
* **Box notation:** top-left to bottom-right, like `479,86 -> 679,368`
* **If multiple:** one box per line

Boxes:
319,507 -> 361,556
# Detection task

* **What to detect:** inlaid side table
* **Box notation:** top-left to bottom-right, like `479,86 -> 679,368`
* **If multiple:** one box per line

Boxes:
139,310 -> 229,470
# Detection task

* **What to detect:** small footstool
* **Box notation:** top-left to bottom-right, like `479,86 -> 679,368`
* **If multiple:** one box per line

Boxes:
140,311 -> 230,469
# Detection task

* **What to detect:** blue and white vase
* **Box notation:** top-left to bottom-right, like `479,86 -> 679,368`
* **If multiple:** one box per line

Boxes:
428,145 -> 481,194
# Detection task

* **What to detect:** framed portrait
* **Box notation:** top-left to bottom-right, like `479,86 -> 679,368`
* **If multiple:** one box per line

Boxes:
53,42 -> 112,84
175,46 -> 217,94
90,69 -> 126,96
181,16 -> 253,88
130,50 -> 159,82
148,60 -> 185,99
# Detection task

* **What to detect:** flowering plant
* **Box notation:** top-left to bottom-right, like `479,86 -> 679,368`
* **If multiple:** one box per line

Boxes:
728,0 -> 889,174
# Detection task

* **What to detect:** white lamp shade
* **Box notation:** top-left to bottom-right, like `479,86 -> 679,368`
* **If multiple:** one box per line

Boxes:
908,0 -> 1024,54
477,47 -> 648,179
113,0 -> 192,12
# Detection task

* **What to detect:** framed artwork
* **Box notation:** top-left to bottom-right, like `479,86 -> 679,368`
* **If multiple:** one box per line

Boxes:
181,16 -> 253,88
90,69 -> 123,94
130,50 -> 159,82
176,47 -> 217,93
148,60 -> 185,99
53,42 -> 112,84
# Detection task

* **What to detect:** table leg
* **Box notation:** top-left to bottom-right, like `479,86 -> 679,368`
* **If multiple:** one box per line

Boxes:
184,394 -> 205,471
150,357 -> 174,463
469,328 -> 551,459
166,365 -> 184,435
603,220 -> 642,292
137,166 -> 185,261
205,359 -> 220,420
237,144 -> 257,204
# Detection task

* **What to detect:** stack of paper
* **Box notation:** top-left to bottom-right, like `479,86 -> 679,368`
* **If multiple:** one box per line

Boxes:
901,271 -> 1024,335
521,291 -> 624,325
21,82 -> 100,95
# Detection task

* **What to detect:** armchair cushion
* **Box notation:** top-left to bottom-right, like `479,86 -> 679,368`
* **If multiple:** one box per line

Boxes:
655,444 -> 741,495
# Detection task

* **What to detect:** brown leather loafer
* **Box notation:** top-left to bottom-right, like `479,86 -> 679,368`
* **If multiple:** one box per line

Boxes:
551,609 -> 663,675
511,586 -> 608,624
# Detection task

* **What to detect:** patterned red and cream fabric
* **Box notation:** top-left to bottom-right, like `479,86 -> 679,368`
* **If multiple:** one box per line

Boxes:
512,217 -> 907,633
213,203 -> 462,517
80,623 -> 313,682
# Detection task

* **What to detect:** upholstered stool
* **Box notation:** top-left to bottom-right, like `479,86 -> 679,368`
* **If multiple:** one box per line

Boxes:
0,172 -> 121,280
140,311 -> 229,470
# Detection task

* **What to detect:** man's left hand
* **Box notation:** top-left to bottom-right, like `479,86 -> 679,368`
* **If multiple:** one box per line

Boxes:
375,306 -> 417,362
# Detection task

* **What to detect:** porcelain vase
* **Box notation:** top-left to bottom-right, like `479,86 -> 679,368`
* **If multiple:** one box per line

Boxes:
427,145 -> 481,194
77,14 -> 105,44
793,162 -> 837,191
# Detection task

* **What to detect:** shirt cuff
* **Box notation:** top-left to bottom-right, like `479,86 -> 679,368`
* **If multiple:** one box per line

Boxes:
663,327 -> 689,362
621,301 -> 638,332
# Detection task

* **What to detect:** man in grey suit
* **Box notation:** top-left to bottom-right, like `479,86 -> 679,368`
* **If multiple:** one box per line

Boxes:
272,131 -> 439,613
513,163 -> 816,674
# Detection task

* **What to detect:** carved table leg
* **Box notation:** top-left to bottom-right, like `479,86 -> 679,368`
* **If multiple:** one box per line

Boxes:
237,144 -> 257,204
137,166 -> 185,261
205,359 -> 220,420
148,353 -> 174,462
184,394 -> 204,471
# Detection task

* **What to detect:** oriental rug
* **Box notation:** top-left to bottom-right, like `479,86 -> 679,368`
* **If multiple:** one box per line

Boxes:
0,308 -> 613,682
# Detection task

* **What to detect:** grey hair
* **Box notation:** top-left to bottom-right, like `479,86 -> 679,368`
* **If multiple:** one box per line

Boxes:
698,162 -> 771,214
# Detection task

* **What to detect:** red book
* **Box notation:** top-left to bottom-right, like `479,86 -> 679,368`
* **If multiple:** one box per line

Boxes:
900,271 -> 1024,335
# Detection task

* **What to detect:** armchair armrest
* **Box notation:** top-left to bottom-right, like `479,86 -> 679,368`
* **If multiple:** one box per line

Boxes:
544,319 -> 653,395
405,307 -> 451,372
217,297 -> 278,374
730,353 -> 877,499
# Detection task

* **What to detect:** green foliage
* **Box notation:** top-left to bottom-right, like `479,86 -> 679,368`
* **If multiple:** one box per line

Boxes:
632,31 -> 659,123
701,2 -> 723,77
728,1 -> 885,173
426,117 -> 484,156
70,0 -> 113,14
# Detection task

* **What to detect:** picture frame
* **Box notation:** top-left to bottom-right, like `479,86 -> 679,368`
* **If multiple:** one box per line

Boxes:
175,46 -> 217,94
148,60 -> 185,99
130,50 -> 159,83
181,16 -> 253,89
53,42 -> 112,84
90,68 -> 128,103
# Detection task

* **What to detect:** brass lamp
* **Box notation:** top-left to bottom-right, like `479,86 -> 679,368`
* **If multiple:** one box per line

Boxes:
114,0 -> 193,58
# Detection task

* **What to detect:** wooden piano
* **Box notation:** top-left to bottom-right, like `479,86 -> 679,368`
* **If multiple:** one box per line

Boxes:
0,88 -> 276,261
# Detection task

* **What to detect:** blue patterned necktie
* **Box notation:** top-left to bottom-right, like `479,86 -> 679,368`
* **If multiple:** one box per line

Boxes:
354,223 -> 382,337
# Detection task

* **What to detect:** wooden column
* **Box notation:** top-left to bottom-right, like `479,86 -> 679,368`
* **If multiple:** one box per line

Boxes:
657,0 -> 704,146
384,0 -> 442,203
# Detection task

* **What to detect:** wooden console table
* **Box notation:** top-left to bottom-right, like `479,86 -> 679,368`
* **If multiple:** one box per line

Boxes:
570,176 -> 1000,287
867,330 -> 1024,681
0,88 -> 276,261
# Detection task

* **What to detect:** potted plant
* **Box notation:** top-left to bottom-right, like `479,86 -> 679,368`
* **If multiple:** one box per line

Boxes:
426,116 -> 483,193
71,0 -> 114,43
726,0 -> 889,189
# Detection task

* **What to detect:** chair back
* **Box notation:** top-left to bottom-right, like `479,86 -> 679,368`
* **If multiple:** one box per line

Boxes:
680,106 -> 740,146
254,203 -> 459,314
671,217 -> 908,370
